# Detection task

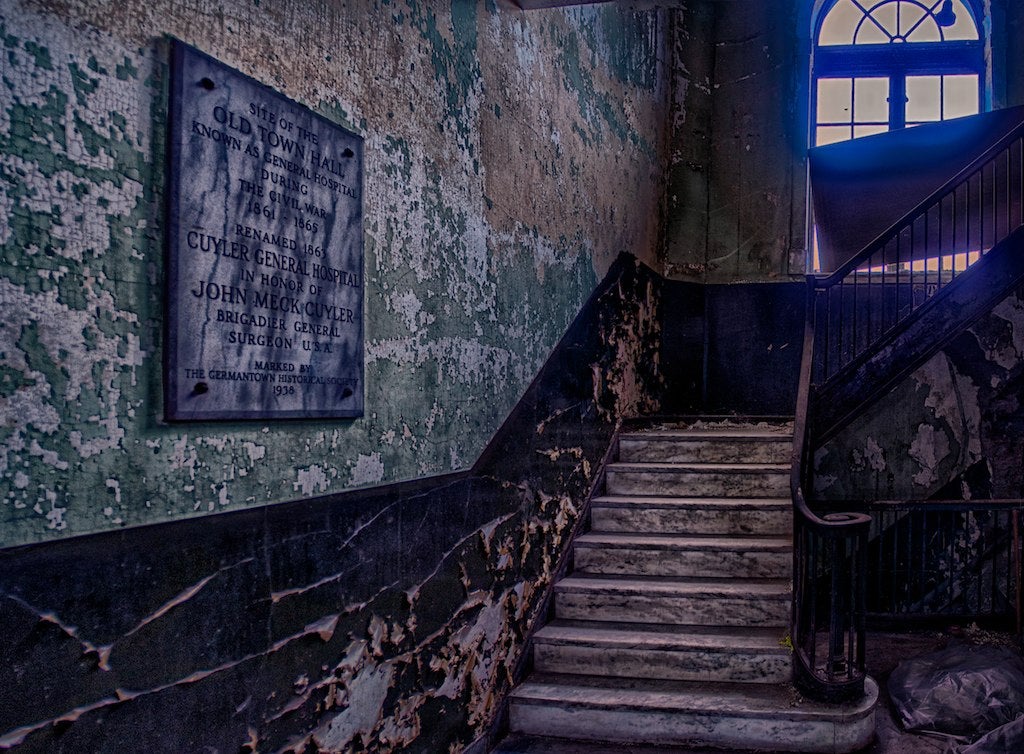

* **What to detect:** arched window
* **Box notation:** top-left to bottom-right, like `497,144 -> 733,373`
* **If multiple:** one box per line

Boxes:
812,1 -> 987,146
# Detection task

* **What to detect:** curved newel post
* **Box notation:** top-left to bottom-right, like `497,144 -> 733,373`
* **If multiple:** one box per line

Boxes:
791,276 -> 872,703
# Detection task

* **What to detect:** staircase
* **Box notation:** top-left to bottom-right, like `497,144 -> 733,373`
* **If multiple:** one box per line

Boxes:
499,420 -> 878,754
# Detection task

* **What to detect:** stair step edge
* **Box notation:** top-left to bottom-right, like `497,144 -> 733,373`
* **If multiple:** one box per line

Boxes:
608,462 -> 789,472
533,625 -> 791,652
592,495 -> 791,507
554,576 -> 792,596
510,675 -> 878,722
575,533 -> 792,550
620,431 -> 793,441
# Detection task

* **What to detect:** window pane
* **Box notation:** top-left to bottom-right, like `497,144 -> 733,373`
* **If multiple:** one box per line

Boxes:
902,3 -> 941,43
899,3 -> 933,41
819,0 -> 861,45
853,77 -> 889,122
944,74 -> 979,119
855,17 -> 892,45
864,2 -> 898,41
907,75 -> 942,122
817,125 -> 852,146
943,0 -> 980,41
854,124 -> 889,139
818,78 -> 853,124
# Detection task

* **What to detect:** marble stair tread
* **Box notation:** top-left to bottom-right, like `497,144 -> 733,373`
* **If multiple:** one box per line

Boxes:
632,419 -> 794,433
619,431 -> 793,444
622,425 -> 792,435
510,673 -> 879,723
493,733 -> 709,754
554,574 -> 791,597
592,495 -> 790,509
618,433 -> 793,464
605,464 -> 789,498
575,532 -> 792,552
607,462 -> 790,473
533,620 -> 789,653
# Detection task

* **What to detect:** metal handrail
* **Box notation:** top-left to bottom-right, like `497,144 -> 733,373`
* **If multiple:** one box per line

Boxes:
817,118 -> 1024,287
792,115 -> 1024,701
811,121 -> 1024,388
791,278 -> 871,703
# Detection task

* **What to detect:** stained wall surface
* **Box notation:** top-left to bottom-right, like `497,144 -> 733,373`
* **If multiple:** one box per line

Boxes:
815,284 -> 1024,502
665,0 -> 809,283
0,0 -> 670,547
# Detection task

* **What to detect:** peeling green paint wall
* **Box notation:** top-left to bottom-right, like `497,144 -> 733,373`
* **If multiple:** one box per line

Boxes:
0,0 -> 670,547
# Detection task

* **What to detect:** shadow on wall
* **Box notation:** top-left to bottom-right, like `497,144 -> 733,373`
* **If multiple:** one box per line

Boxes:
661,281 -> 806,416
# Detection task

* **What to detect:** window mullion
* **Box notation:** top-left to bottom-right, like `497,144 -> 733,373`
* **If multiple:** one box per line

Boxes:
890,74 -> 907,130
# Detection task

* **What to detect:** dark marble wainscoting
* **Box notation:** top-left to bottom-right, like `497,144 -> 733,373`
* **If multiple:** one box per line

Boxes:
0,254 -> 664,753
660,280 -> 804,416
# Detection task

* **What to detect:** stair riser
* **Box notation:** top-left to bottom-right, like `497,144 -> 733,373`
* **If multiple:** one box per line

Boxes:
533,644 -> 791,684
574,547 -> 791,579
554,593 -> 790,627
619,439 -> 790,464
508,703 -> 875,754
591,507 -> 792,536
605,471 -> 788,497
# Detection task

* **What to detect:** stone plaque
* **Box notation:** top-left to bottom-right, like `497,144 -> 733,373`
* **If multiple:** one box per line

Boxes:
166,41 -> 363,420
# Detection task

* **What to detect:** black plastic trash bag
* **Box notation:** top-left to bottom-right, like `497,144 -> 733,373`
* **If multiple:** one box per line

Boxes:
887,643 -> 1024,739
960,714 -> 1024,754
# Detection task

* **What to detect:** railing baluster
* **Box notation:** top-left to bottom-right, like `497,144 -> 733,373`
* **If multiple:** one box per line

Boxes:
880,240 -> 888,337
1011,506 -> 1019,635
867,258 -> 873,344
852,270 -> 859,361
808,531 -> 818,671
948,511 -> 957,615
974,164 -> 983,253
1003,148 -> 1010,242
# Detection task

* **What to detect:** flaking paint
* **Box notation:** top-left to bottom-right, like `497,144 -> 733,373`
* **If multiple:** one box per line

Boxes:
0,0 -> 670,546
816,285 -> 1024,501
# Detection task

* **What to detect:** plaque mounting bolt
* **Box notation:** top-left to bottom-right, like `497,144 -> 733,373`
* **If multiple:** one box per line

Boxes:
193,382 -> 209,395
199,77 -> 215,91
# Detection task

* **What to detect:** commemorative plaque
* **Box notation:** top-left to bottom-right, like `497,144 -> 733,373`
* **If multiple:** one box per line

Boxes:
166,41 -> 363,420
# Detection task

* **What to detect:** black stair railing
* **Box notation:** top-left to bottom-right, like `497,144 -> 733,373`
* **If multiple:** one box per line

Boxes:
791,291 -> 871,703
863,501 -> 1023,624
792,116 -> 1024,703
813,124 -> 1024,387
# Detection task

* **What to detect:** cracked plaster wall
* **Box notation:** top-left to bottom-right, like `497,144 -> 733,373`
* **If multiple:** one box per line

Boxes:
665,0 -> 809,283
815,284 -> 1024,501
0,0 -> 671,546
